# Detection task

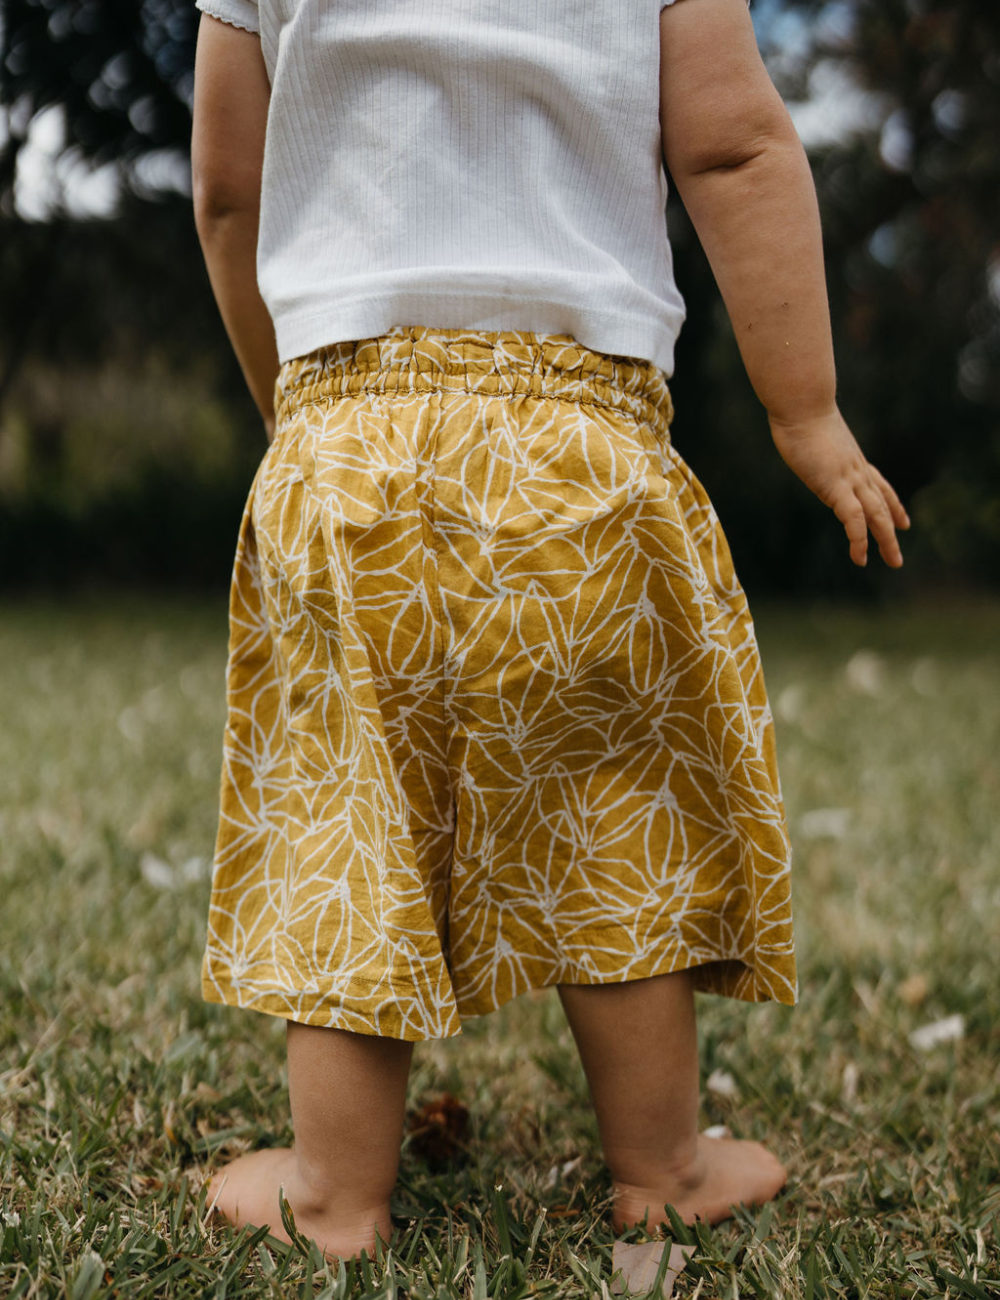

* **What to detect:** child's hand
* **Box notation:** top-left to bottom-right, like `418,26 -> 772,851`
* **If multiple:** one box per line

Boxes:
769,408 -> 910,568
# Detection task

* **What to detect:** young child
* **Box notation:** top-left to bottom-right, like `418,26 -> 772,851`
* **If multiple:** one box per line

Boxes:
190,0 -> 909,1265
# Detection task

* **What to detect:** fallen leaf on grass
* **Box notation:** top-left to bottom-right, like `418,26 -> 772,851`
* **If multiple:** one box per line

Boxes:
611,1239 -> 692,1299
405,1091 -> 469,1162
817,1171 -> 854,1187
908,1014 -> 964,1051
897,973 -> 929,1007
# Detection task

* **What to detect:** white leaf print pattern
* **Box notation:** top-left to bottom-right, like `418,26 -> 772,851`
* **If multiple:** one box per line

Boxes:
201,326 -> 797,1041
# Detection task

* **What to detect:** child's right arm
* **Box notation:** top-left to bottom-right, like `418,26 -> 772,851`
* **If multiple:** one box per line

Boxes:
659,0 -> 909,568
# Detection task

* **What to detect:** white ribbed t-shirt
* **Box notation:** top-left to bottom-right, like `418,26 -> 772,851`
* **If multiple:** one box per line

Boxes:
195,0 -> 689,375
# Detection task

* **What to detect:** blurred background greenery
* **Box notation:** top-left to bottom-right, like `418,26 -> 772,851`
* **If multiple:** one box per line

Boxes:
0,0 -> 997,597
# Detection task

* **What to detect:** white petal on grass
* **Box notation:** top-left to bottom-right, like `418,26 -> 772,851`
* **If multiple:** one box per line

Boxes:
776,683 -> 806,723
181,855 -> 208,881
117,705 -> 144,745
543,1153 -> 583,1189
799,807 -> 852,839
140,852 -> 176,890
702,1124 -> 732,1140
842,1061 -> 860,1104
908,1014 -> 965,1051
140,853 -> 208,887
706,1068 -> 739,1099
844,649 -> 885,695
69,1249 -> 105,1300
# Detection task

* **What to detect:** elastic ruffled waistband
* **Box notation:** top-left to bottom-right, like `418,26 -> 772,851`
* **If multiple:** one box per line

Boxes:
273,325 -> 674,439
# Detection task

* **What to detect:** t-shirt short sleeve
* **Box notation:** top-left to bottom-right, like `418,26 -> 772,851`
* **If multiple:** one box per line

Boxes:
195,0 -> 259,34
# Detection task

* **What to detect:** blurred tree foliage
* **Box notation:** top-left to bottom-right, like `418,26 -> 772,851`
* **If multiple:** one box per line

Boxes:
0,0 -> 997,592
0,191 -> 262,590
0,0 -> 261,589
0,0 -> 194,202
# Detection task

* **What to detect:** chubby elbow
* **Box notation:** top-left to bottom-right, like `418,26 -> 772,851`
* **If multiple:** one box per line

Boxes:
191,139 -> 263,225
192,173 -> 261,227
663,94 -> 802,181
684,135 -> 774,176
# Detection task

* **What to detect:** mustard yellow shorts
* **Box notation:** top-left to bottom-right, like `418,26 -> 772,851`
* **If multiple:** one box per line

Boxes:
202,325 -> 796,1039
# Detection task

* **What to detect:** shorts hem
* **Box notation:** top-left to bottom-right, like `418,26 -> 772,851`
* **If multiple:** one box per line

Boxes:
452,944 -> 798,1020
201,939 -> 796,1043
201,960 -> 464,1042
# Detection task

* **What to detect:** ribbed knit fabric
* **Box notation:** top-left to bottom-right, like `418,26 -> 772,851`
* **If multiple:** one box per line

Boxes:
195,0 -> 689,375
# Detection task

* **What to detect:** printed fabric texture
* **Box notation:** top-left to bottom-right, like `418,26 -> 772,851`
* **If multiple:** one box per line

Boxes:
202,325 -> 797,1040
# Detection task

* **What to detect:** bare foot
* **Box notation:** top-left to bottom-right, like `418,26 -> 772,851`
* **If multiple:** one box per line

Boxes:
612,1133 -> 787,1229
204,1147 -> 392,1262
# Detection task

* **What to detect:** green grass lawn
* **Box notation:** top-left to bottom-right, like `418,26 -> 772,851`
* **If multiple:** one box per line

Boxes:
1,595 -> 998,1299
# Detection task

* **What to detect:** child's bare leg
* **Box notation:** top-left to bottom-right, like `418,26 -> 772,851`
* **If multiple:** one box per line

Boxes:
556,969 -> 786,1229
207,1021 -> 413,1262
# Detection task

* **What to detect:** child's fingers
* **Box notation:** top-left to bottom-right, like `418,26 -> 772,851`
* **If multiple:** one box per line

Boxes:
832,479 -> 904,568
869,465 -> 911,530
832,490 -> 870,567
859,480 -> 904,567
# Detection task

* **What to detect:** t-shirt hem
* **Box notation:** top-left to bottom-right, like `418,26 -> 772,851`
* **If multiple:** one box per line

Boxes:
271,291 -> 681,378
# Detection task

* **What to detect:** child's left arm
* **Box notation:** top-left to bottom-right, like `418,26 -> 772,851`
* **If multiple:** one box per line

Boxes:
192,13 -> 280,441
